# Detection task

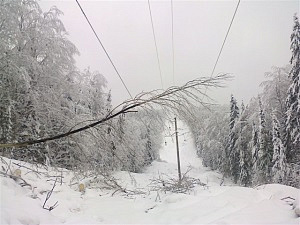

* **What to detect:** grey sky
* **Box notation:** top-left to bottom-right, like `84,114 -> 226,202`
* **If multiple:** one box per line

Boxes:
40,0 -> 299,106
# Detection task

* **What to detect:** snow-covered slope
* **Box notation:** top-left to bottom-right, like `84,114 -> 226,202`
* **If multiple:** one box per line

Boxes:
1,121 -> 299,224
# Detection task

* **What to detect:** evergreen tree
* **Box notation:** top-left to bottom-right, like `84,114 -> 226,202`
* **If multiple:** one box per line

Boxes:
228,95 -> 240,183
286,14 -> 300,163
255,97 -> 273,184
237,105 -> 252,186
271,112 -> 287,183
251,122 -> 259,169
229,95 -> 240,130
240,101 -> 245,115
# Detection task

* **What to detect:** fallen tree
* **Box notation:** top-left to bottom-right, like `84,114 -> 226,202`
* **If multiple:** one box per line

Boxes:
0,74 -> 230,149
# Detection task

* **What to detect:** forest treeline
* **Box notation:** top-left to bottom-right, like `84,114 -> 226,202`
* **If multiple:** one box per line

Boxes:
0,0 -> 299,189
184,15 -> 300,188
0,0 -> 164,173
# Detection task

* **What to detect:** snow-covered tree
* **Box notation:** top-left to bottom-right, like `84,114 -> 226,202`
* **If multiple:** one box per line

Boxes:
260,66 -> 291,124
180,104 -> 228,173
229,95 -> 240,131
0,0 -> 168,176
115,110 -> 163,173
228,95 -> 240,183
255,98 -> 273,184
271,112 -> 287,183
250,121 -> 260,184
0,0 -> 80,164
236,105 -> 252,186
240,101 -> 245,115
286,14 -> 300,163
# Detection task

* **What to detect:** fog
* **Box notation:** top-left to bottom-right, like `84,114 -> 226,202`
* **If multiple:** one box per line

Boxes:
40,0 -> 299,106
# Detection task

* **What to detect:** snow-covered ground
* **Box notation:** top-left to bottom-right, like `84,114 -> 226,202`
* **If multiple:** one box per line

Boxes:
1,121 -> 299,224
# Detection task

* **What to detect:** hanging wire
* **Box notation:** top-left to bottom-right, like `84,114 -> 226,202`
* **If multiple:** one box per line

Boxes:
171,0 -> 175,85
210,0 -> 241,78
147,0 -> 164,89
75,0 -> 133,98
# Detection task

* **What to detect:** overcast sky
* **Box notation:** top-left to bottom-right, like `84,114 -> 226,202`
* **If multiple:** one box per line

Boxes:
40,0 -> 299,106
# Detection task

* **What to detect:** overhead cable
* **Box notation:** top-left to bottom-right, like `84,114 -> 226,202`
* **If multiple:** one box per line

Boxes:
171,0 -> 175,85
147,0 -> 164,89
75,0 -> 133,98
210,0 -> 241,77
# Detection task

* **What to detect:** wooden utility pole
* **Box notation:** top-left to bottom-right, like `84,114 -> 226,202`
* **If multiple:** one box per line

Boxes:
174,117 -> 181,182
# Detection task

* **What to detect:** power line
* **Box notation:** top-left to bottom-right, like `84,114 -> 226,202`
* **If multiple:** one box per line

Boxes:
76,0 -> 152,133
75,0 -> 133,98
210,0 -> 241,78
147,0 -> 164,89
171,0 -> 175,85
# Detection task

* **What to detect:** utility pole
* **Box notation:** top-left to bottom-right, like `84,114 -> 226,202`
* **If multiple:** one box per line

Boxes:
174,117 -> 181,182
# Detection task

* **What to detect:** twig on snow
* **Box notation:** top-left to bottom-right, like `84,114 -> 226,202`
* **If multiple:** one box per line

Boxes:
42,178 -> 58,211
